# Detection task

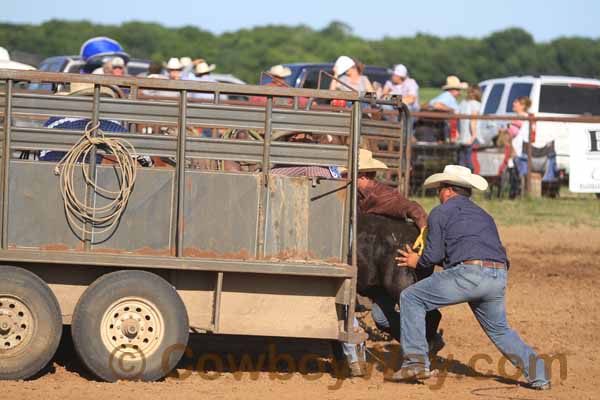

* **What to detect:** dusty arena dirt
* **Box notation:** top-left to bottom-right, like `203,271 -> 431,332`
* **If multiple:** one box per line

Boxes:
2,224 -> 599,400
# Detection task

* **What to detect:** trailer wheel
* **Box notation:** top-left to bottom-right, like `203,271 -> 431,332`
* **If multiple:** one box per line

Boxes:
0,266 -> 62,380
71,270 -> 189,382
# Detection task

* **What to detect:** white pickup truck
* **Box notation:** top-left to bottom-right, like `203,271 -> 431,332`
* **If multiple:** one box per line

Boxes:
477,75 -> 600,189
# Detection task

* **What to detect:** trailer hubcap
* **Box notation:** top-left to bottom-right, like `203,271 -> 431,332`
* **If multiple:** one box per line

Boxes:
0,296 -> 33,350
101,297 -> 164,359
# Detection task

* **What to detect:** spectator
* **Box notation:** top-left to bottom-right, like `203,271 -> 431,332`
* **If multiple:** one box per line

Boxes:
179,57 -> 192,71
181,58 -> 206,80
250,65 -> 309,107
427,75 -> 468,113
507,96 -> 532,198
508,96 -> 531,160
110,57 -> 126,76
381,64 -> 420,112
187,61 -> 218,137
191,61 -> 217,82
265,64 -> 292,87
141,61 -> 172,98
166,58 -> 183,80
457,85 -> 482,171
329,56 -> 374,94
183,61 -> 218,101
146,61 -> 167,79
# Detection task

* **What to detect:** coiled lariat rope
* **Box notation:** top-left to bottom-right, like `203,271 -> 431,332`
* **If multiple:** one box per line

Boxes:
54,121 -> 138,236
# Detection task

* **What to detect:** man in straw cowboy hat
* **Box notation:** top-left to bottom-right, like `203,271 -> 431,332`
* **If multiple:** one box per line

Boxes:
339,149 -> 437,375
388,165 -> 550,390
427,75 -> 468,113
166,57 -> 183,80
251,64 -> 308,107
265,64 -> 292,87
353,149 -> 427,230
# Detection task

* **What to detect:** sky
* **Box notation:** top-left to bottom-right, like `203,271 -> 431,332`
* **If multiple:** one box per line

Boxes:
2,0 -> 599,42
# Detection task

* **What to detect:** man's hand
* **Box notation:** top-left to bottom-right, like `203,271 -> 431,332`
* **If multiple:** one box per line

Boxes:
396,244 -> 419,269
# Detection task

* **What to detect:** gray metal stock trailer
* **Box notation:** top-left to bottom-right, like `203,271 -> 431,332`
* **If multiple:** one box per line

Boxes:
0,70 -> 410,381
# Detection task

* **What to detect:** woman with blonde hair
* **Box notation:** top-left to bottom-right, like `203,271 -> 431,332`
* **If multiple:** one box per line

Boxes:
507,96 -> 532,198
329,56 -> 374,94
457,85 -> 482,170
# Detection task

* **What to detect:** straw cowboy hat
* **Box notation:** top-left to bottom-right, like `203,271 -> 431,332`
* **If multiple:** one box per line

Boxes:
57,82 -> 119,98
423,165 -> 488,191
333,56 -> 355,76
0,47 -> 35,70
442,75 -> 468,90
194,61 -> 216,75
340,149 -> 388,174
268,64 -> 292,78
166,57 -> 183,70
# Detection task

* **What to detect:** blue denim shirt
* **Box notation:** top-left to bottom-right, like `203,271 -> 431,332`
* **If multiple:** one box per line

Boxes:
428,91 -> 459,112
417,196 -> 508,269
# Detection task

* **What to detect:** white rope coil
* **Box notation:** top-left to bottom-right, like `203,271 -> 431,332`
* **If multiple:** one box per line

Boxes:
54,121 -> 138,236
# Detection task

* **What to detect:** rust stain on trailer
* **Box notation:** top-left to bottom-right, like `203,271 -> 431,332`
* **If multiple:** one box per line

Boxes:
132,247 -> 173,256
39,244 -> 75,251
266,250 -> 338,263
335,185 -> 348,203
90,247 -> 172,256
183,247 -> 254,260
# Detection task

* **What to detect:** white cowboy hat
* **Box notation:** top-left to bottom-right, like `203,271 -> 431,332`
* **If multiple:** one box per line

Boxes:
166,57 -> 183,70
340,149 -> 388,174
442,75 -> 468,90
393,64 -> 408,78
194,61 -> 216,75
268,64 -> 292,78
334,56 -> 355,76
423,165 -> 488,191
0,47 -> 35,70
56,82 -> 119,98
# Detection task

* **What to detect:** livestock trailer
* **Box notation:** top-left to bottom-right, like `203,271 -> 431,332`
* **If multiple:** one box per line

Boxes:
0,70 -> 411,381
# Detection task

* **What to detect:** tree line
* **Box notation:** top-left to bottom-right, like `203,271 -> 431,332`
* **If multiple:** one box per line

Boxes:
1,20 -> 599,86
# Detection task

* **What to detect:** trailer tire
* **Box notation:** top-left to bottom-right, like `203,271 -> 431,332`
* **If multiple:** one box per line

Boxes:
0,266 -> 62,380
71,270 -> 189,382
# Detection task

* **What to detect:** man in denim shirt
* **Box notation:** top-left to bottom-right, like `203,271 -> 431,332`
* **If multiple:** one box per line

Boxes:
388,165 -> 551,391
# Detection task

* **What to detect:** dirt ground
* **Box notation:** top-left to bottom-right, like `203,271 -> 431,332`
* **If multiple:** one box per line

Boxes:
2,224 -> 599,400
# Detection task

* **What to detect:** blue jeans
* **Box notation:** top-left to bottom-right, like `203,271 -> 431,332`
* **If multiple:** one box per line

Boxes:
457,144 -> 473,171
400,263 -> 549,385
371,295 -> 400,341
342,316 -> 365,363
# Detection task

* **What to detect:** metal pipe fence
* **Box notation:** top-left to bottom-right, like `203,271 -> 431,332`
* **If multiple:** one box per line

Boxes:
401,110 -> 600,198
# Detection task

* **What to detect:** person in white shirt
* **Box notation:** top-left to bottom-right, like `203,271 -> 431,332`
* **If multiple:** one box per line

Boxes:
381,64 -> 420,113
457,85 -> 482,171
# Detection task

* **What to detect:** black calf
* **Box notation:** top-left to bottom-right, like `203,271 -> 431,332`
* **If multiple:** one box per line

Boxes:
356,213 -> 441,343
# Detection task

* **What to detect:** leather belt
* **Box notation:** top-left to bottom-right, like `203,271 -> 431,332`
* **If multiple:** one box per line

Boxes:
463,260 -> 506,269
